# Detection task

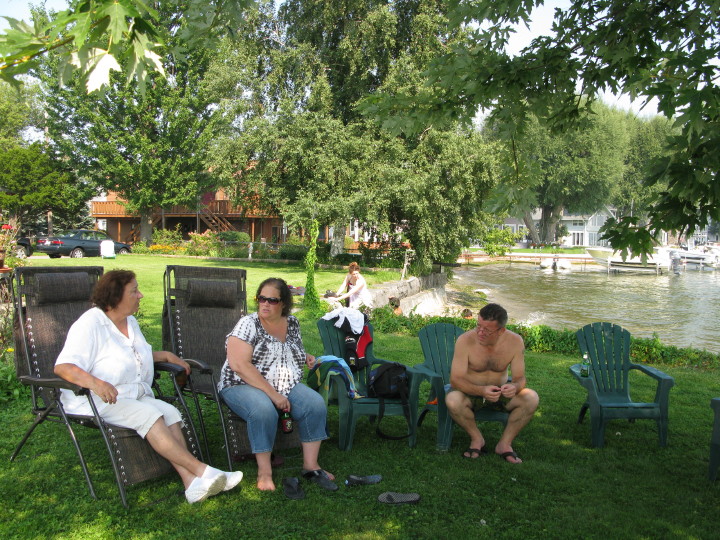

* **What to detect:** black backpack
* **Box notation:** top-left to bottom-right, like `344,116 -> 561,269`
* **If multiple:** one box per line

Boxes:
367,362 -> 411,440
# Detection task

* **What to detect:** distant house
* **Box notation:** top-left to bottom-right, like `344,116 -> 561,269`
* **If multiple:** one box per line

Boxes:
557,208 -> 615,247
91,189 -> 285,244
503,207 -> 616,247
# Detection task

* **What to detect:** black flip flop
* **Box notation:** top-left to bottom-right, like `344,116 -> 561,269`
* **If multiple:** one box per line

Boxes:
378,492 -> 421,505
301,469 -> 339,491
345,474 -> 382,486
283,477 -> 305,500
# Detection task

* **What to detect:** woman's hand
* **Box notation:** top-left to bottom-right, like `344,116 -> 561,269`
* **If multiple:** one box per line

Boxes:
271,392 -> 291,412
91,379 -> 118,404
305,354 -> 316,369
153,350 -> 191,374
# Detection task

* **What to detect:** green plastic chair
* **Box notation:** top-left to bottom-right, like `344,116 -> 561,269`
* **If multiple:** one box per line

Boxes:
572,322 -> 675,448
316,318 -> 421,450
710,398 -> 720,481
416,323 -> 508,452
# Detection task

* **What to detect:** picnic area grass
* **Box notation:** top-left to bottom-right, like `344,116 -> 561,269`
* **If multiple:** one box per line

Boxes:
1,254 -> 719,538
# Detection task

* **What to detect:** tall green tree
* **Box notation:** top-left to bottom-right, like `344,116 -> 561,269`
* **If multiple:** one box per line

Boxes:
363,0 -> 720,256
42,2 -> 221,243
0,143 -> 92,228
208,0 -> 499,271
0,81 -> 43,152
485,103 -> 629,244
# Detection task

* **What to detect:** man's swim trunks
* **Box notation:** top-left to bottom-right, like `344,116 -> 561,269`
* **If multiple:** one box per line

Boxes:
445,384 -> 511,412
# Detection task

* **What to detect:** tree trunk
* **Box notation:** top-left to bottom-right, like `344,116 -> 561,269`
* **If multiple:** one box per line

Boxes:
139,210 -> 153,245
523,212 -> 540,245
539,205 -> 563,243
330,221 -> 346,257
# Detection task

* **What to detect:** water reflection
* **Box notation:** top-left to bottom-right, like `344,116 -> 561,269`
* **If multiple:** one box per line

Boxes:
453,263 -> 720,350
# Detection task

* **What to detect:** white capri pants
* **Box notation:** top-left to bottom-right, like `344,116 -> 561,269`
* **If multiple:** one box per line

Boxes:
99,395 -> 184,439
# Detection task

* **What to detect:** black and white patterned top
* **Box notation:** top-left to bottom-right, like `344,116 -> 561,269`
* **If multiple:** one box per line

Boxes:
218,312 -> 306,396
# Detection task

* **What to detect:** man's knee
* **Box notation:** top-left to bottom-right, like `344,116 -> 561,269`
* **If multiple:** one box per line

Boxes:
445,390 -> 468,412
515,388 -> 539,412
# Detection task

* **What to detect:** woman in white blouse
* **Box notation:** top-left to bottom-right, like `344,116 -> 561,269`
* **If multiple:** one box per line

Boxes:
219,277 -> 335,493
54,270 -> 242,504
335,261 -> 373,309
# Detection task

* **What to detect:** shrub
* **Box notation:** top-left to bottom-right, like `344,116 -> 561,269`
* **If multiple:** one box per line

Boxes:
131,242 -> 151,254
152,225 -> 183,247
149,244 -> 183,255
219,244 -> 249,258
186,230 -> 222,256
332,253 -> 360,265
218,230 -> 251,243
279,244 -> 308,260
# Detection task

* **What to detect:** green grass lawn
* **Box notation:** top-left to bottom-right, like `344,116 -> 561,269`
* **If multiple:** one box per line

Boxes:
2,254 -> 719,538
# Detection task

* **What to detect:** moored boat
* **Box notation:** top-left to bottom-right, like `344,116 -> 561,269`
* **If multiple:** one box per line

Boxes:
586,247 -> 672,273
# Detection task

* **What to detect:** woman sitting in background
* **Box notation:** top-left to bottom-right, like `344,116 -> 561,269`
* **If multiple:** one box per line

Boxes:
219,277 -> 336,492
335,261 -> 373,309
54,270 -> 243,504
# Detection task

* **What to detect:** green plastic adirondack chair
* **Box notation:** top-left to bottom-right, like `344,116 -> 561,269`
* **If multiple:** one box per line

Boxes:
710,398 -> 720,481
416,323 -> 508,452
316,318 -> 421,451
572,322 -> 675,448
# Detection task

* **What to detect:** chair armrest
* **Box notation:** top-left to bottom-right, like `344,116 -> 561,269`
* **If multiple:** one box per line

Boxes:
368,357 -> 392,368
569,364 -> 596,390
19,375 -> 85,395
630,363 -> 675,385
409,364 -> 442,382
183,358 -> 213,374
154,362 -> 187,377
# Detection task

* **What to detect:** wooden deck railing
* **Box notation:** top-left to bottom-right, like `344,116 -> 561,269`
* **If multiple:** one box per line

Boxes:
91,200 -> 275,218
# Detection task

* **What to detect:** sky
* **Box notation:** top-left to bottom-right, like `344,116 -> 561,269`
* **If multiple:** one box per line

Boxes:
0,0 -> 656,116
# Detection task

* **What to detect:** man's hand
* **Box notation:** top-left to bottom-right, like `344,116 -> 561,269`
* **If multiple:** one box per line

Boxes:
484,385 -> 503,402
500,383 -> 517,399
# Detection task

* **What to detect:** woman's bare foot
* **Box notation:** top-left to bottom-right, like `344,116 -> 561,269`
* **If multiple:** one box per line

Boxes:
257,472 -> 275,491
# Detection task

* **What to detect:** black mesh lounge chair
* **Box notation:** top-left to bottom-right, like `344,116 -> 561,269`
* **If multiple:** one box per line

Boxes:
163,265 -> 300,470
10,266 -> 202,508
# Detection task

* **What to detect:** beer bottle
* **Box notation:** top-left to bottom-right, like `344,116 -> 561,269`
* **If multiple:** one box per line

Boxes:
280,410 -> 293,434
580,353 -> 590,377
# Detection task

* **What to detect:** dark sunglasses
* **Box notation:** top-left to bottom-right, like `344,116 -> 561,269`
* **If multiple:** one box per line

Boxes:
257,295 -> 281,305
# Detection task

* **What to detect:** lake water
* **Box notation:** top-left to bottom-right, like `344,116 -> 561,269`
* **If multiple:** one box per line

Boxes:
452,262 -> 720,351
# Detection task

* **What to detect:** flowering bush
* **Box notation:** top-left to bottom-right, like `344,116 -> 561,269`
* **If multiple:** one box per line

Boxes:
150,244 -> 185,255
0,218 -> 19,254
186,230 -> 221,257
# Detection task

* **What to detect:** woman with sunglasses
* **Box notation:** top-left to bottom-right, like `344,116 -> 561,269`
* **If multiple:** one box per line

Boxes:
218,277 -> 335,493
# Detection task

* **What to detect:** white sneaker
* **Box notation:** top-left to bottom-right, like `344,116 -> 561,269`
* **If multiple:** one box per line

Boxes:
203,465 -> 243,492
185,474 -> 226,504
223,470 -> 244,491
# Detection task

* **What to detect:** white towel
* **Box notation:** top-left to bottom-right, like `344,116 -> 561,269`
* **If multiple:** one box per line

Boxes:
321,307 -> 365,334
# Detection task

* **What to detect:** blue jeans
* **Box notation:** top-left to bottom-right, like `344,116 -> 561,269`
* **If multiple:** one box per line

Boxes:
220,382 -> 329,454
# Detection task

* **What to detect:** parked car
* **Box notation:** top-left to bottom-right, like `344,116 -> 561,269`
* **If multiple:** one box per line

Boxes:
14,237 -> 34,258
35,230 -> 132,258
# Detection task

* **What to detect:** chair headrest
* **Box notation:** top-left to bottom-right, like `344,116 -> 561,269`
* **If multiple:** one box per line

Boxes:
35,272 -> 91,305
187,279 -> 238,308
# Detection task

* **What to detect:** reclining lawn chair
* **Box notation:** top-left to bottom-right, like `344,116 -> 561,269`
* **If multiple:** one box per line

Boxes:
163,265 -> 300,469
416,323 -> 509,451
10,266 -> 200,508
316,317 -> 421,450
572,322 -> 675,448
710,398 -> 720,481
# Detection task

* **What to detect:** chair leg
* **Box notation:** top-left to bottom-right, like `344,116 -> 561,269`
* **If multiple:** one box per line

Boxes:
590,416 -> 605,448
657,418 -> 669,447
709,443 -> 720,481
578,403 -> 589,424
436,407 -> 454,452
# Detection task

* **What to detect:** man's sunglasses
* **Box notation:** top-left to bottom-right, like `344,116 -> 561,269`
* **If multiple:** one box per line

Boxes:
257,295 -> 281,305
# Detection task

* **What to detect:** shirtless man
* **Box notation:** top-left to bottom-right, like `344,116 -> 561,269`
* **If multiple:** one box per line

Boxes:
446,303 -> 539,463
